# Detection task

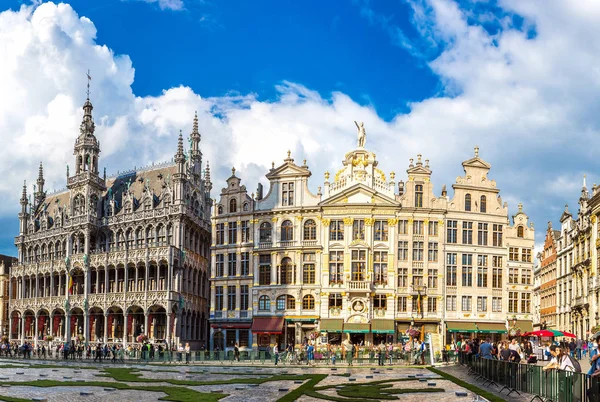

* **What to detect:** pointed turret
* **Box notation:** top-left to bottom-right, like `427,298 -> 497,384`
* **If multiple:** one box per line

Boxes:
20,181 -> 28,212
18,180 -> 29,236
581,174 -> 589,199
190,112 -> 202,176
35,162 -> 45,208
204,161 -> 212,192
72,71 -> 102,180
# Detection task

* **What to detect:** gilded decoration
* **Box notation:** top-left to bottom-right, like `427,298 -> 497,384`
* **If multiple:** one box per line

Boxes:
592,215 -> 597,223
343,217 -> 354,225
387,218 -> 398,225
364,218 -> 375,225
320,218 -> 331,225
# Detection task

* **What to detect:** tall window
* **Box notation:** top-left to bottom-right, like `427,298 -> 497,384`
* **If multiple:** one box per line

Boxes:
259,222 -> 272,243
373,251 -> 388,284
492,297 -> 502,312
446,295 -> 457,311
412,241 -> 424,261
276,295 -> 286,311
216,223 -> 225,245
303,219 -> 317,240
477,296 -> 487,312
492,224 -> 503,246
280,257 -> 294,284
477,255 -> 488,287
521,293 -> 531,313
215,254 -> 224,277
465,194 -> 472,211
398,220 -> 408,235
303,295 -> 315,310
446,253 -> 457,286
374,220 -> 388,241
428,242 -> 438,262
330,220 -> 344,241
329,293 -> 342,309
517,226 -> 524,238
427,297 -> 437,313
227,285 -> 236,310
398,241 -> 408,261
240,285 -> 249,310
480,195 -> 487,213
351,249 -> 366,281
522,249 -> 532,262
329,251 -> 344,284
461,296 -> 472,311
447,220 -> 458,243
428,268 -> 438,288
281,220 -> 294,241
229,198 -> 237,213
228,222 -> 238,244
258,295 -> 270,311
215,286 -> 223,310
398,267 -> 408,287
461,254 -> 473,286
412,266 -> 423,287
353,220 -> 365,240
286,295 -> 296,310
374,295 -> 387,310
397,296 -> 407,312
462,221 -> 473,244
477,223 -> 488,246
413,220 -> 424,235
508,292 -> 518,313
282,182 -> 294,206
415,184 -> 423,207
228,253 -> 237,276
509,268 -> 518,284
303,253 -> 316,284
492,257 -> 502,288
240,252 -> 249,276
259,255 -> 271,285
509,247 -> 519,261
428,221 -> 438,236
521,269 -> 532,285
241,220 -> 250,242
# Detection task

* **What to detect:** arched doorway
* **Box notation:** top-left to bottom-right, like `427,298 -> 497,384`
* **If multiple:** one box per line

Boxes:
147,305 -> 167,341
107,306 -> 124,342
10,311 -> 21,340
23,310 -> 35,340
70,308 -> 84,341
37,310 -> 49,341
89,307 -> 104,342
51,309 -> 65,340
127,305 -> 144,343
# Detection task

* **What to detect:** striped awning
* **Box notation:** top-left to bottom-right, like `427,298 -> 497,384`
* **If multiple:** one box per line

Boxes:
320,319 -> 343,332
343,323 -> 370,334
371,319 -> 395,334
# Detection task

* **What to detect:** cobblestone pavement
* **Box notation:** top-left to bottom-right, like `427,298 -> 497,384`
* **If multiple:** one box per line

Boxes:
0,359 -> 487,401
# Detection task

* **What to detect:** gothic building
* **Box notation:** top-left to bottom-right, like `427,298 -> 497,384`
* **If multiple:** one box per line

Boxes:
209,125 -> 534,352
9,93 -> 212,349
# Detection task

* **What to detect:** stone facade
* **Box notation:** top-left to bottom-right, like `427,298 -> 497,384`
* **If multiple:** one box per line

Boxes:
9,95 -> 212,349
0,255 -> 15,337
209,131 -> 534,352
535,223 -> 559,330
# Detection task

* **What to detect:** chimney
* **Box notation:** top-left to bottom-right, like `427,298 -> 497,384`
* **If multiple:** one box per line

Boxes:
256,183 -> 264,200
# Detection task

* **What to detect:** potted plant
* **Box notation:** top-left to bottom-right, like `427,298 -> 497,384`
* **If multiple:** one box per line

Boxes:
44,335 -> 54,342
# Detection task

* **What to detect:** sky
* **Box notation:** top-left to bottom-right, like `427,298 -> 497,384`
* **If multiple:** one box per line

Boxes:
0,0 -> 598,256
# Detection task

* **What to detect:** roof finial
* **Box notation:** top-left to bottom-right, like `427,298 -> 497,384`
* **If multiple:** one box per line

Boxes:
86,69 -> 91,100
474,145 -> 479,158
518,202 -> 523,212
583,173 -> 587,188
232,167 -> 236,176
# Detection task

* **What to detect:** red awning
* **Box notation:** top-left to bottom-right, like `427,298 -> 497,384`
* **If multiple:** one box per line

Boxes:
251,317 -> 284,334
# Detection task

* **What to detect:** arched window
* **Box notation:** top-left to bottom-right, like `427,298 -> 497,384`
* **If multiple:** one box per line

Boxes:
302,294 -> 315,310
124,202 -> 132,214
144,197 -> 152,210
286,295 -> 296,310
281,220 -> 294,241
217,205 -> 223,215
229,198 -> 237,213
415,184 -> 423,208
517,226 -> 524,238
276,295 -> 286,310
243,202 -> 250,212
465,194 -> 472,211
480,195 -> 487,213
303,219 -> 317,240
73,194 -> 85,216
280,257 -> 294,285
258,295 -> 271,311
259,222 -> 272,243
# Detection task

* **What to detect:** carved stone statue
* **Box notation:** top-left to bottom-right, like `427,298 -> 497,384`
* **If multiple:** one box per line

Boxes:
354,121 -> 366,148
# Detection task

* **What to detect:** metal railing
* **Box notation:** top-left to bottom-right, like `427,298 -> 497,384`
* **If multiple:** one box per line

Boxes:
461,354 -> 600,402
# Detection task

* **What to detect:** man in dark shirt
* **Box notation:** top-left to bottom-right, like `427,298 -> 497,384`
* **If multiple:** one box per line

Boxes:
508,348 -> 521,363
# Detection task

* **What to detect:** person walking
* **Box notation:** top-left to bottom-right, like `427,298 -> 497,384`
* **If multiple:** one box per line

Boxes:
346,342 -> 354,367
273,343 -> 280,366
234,343 -> 240,362
377,342 -> 385,366
185,343 -> 191,364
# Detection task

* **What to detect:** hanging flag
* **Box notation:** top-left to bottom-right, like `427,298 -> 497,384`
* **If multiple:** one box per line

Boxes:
68,273 -> 74,295
417,294 -> 421,315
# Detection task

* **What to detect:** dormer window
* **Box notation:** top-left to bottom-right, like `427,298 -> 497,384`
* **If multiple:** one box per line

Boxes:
229,198 -> 237,213
217,205 -> 223,215
415,184 -> 423,208
465,194 -> 472,212
480,195 -> 487,213
282,182 -> 294,206
517,226 -> 524,238
243,202 -> 249,212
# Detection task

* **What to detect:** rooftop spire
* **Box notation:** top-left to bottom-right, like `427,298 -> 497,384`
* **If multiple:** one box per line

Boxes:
192,111 -> 199,136
205,161 -> 212,191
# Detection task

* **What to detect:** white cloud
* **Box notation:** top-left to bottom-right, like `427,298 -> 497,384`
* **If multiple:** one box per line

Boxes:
132,0 -> 185,11
3,0 -> 600,251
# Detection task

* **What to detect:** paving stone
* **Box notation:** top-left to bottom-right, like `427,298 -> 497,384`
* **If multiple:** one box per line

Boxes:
349,378 -> 356,381
104,388 -> 116,391
428,383 -> 436,386
331,368 -> 337,371
235,387 -> 245,390
419,378 -> 427,382
0,377 -> 8,380
455,391 -> 468,397
294,380 -> 304,384
278,388 -> 289,392
2,385 -> 10,388
212,390 -> 224,393
366,375 -> 373,378
31,398 -> 47,402
16,372 -> 24,375
80,392 -> 93,396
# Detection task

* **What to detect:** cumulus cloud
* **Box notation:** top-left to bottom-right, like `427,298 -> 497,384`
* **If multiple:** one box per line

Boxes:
3,0 -> 600,251
131,0 -> 185,11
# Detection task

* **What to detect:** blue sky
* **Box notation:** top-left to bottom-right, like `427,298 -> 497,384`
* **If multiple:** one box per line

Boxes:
1,0 -> 600,256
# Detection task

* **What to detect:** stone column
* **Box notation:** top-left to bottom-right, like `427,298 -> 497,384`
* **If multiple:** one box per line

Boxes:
65,311 -> 71,342
166,313 -> 172,347
84,313 -> 89,345
103,313 -> 108,342
34,314 -> 39,347
144,312 -> 149,337
20,316 -> 25,344
123,313 -> 128,348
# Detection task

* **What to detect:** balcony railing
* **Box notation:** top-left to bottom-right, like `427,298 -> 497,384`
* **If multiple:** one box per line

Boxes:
348,281 -> 371,291
279,241 -> 295,247
258,242 -> 272,249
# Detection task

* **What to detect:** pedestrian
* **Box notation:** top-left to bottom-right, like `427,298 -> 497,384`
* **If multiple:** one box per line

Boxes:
346,342 -> 354,366
234,343 -> 240,362
185,343 -> 191,364
273,343 -> 279,365
377,341 -> 385,366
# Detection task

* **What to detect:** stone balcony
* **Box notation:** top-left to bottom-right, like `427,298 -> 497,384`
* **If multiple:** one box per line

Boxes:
348,281 -> 372,291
